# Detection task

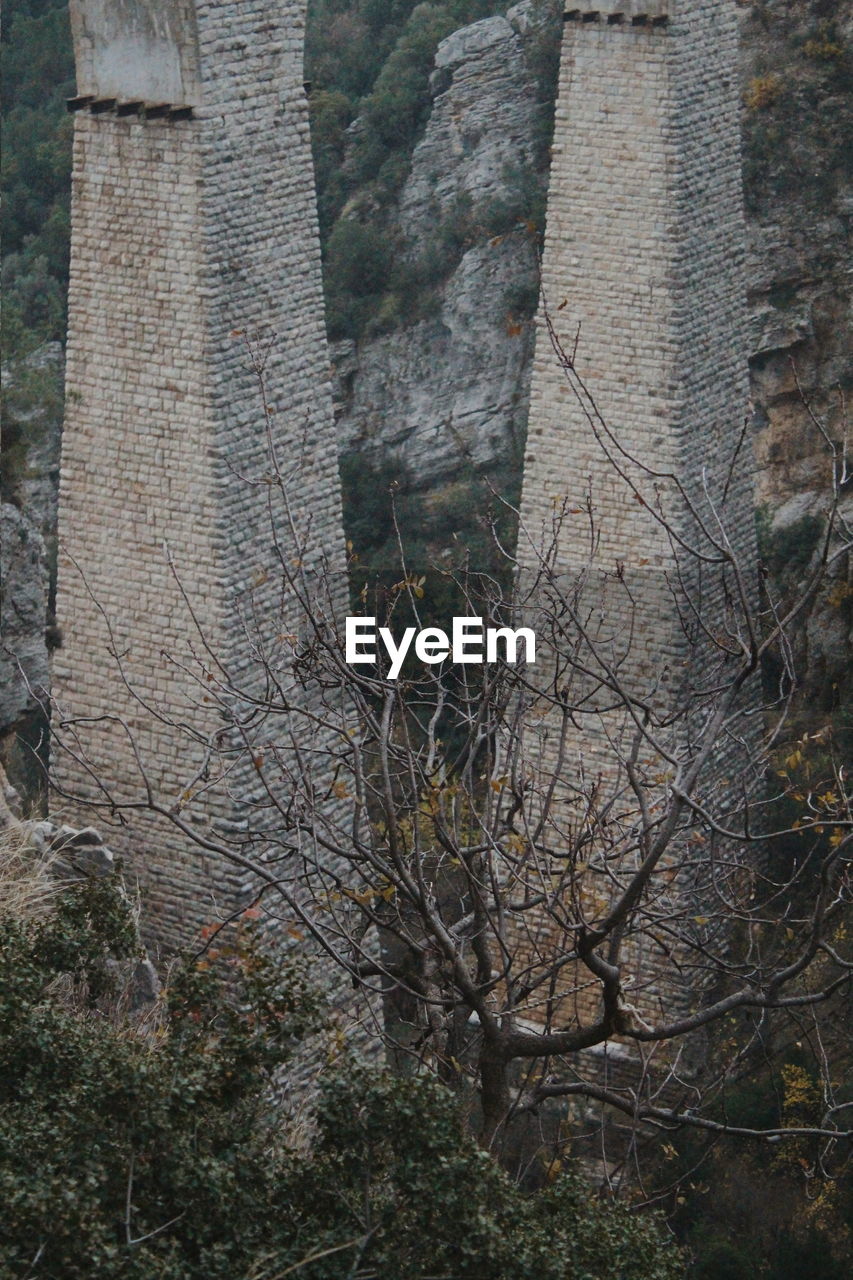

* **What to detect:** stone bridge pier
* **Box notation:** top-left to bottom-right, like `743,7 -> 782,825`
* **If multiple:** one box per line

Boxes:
54,1 -> 348,953
517,0 -> 758,1037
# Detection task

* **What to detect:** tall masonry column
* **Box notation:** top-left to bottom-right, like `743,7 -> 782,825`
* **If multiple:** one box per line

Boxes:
517,1 -> 757,1028
53,1 -> 348,951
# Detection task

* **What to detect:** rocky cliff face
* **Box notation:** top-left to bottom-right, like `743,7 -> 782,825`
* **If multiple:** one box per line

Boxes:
740,2 -> 853,712
332,0 -> 851,696
332,232 -> 535,486
742,2 -> 852,503
0,503 -> 48,728
333,6 -> 549,493
336,1 -> 851,511
4,0 -> 851,766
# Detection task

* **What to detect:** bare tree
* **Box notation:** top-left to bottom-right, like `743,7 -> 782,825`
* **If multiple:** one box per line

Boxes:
49,333 -> 852,1185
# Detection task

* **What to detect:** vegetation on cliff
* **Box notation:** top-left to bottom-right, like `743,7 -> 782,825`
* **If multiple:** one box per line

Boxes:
2,1 -> 852,358
0,841 -> 683,1279
309,0 -> 559,342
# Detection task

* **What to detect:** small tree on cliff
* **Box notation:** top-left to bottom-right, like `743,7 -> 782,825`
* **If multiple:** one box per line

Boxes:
50,335 -> 852,1186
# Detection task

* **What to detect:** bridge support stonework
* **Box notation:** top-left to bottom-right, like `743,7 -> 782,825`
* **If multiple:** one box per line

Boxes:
54,1 -> 347,951
517,1 -> 758,1030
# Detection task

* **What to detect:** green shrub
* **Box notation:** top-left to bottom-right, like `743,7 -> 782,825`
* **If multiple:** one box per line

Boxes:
481,163 -> 547,237
0,873 -> 320,1280
340,451 -> 424,558
504,275 -> 540,320
323,218 -> 395,337
309,89 -> 353,183
660,1041 -> 853,1280
340,0 -> 496,198
0,863 -> 684,1280
326,217 -> 392,297
1,252 -> 65,353
755,505 -> 824,579
290,1066 -> 684,1280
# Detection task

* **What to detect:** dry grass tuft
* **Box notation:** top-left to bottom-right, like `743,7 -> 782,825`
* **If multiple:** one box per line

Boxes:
0,821 -> 60,924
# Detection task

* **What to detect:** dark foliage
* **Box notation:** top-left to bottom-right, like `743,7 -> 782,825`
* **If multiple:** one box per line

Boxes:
0,0 -> 73,355
0,869 -> 682,1279
663,1055 -> 853,1278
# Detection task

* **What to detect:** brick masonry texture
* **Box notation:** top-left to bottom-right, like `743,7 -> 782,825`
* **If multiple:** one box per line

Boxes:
54,1 -> 348,955
517,1 -> 758,1027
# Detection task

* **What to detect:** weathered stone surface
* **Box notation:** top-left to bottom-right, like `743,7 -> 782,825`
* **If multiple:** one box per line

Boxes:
52,823 -> 103,847
70,0 -> 202,106
55,1 -> 348,952
0,763 -> 24,829
399,15 -> 539,238
51,828 -> 116,879
130,957 -> 161,1010
17,2 -> 847,579
334,232 -> 535,483
20,817 -> 116,876
335,6 -> 545,488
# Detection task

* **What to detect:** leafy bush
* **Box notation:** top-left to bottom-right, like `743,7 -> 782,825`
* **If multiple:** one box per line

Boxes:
323,218 -> 395,337
1,252 -> 66,353
359,2 -> 493,149
756,505 -> 824,580
326,218 -> 392,298
744,73 -> 784,112
308,0 -> 507,268
658,1038 -> 853,1280
0,873 -> 320,1279
504,276 -> 540,321
308,89 -> 354,234
0,856 -> 684,1279
288,1067 -> 684,1280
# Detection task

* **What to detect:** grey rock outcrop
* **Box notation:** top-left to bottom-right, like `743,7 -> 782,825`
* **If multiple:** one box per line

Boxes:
399,15 -> 540,238
0,763 -> 24,829
334,232 -> 536,484
335,7 -> 547,487
1,502 -> 49,731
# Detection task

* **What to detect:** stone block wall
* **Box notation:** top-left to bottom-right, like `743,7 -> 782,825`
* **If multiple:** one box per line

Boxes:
517,1 -> 758,1028
54,1 -> 348,955
523,0 -> 750,568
